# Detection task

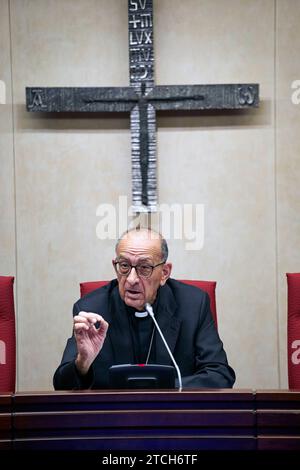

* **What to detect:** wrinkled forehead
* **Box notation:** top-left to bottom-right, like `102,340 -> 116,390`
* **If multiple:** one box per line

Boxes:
116,231 -> 162,260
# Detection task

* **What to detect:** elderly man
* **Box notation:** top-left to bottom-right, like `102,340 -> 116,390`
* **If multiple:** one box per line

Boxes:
53,228 -> 235,389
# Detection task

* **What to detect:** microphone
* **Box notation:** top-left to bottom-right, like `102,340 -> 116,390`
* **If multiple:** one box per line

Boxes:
145,302 -> 182,392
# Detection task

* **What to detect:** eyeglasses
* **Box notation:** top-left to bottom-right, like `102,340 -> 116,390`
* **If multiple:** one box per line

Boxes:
113,260 -> 165,279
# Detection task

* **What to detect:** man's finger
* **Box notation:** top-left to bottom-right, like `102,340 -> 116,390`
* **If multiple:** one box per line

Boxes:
74,322 -> 90,331
77,311 -> 103,322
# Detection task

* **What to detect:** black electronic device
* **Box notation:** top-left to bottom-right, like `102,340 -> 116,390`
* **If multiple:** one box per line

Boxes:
108,364 -> 176,389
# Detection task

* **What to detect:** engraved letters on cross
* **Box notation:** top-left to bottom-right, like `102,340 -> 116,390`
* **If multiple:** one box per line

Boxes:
26,0 -> 259,213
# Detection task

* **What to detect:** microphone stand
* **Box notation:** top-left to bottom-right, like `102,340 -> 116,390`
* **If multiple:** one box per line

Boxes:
145,303 -> 182,392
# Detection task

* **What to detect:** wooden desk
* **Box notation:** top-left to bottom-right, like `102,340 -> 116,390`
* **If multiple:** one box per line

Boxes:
1,389 -> 300,451
0,394 -> 12,450
256,390 -> 300,450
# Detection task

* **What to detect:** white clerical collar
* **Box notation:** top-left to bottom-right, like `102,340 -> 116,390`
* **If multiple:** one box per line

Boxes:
135,311 -> 148,318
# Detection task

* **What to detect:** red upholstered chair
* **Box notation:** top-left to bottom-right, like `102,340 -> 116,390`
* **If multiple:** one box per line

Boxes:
80,279 -> 217,328
80,281 -> 109,298
287,273 -> 300,389
0,276 -> 16,392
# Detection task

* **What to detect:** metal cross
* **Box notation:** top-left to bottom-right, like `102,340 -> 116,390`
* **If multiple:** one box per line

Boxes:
26,0 -> 259,213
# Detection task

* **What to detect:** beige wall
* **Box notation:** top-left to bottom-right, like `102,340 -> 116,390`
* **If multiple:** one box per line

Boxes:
0,0 -> 299,390
0,0 -> 16,280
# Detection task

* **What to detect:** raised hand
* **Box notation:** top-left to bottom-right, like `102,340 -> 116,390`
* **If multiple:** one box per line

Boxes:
73,311 -> 109,375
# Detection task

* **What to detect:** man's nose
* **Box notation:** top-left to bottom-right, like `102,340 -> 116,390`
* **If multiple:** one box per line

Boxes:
126,266 -> 139,283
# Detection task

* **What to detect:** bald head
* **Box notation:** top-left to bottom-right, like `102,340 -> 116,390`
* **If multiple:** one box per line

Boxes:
115,228 -> 168,262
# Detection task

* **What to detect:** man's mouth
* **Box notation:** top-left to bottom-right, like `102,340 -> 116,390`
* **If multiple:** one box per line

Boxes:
125,289 -> 142,296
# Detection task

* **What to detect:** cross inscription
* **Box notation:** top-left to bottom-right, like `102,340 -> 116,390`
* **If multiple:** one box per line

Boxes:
26,0 -> 259,213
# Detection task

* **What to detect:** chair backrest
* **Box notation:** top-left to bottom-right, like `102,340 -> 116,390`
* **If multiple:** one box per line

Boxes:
0,276 -> 16,392
80,279 -> 217,328
287,273 -> 300,389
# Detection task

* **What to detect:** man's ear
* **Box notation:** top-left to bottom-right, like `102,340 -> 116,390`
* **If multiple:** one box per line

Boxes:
160,262 -> 172,286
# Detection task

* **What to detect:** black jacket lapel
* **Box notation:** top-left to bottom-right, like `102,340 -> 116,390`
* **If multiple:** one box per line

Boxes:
105,283 -> 135,364
154,283 -> 182,365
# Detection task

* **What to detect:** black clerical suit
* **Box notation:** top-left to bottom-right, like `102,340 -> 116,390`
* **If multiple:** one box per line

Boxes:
53,279 -> 235,390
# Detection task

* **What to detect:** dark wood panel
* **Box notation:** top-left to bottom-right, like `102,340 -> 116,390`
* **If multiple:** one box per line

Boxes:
0,394 -> 12,413
14,409 -> 255,430
256,391 -> 300,449
11,390 -> 256,451
13,389 -> 254,411
257,410 -> 300,427
13,435 -> 256,451
0,414 -> 11,430
256,390 -> 300,409
257,436 -> 300,451
0,440 -> 12,450
0,412 -> 11,441
1,390 -> 300,451
256,390 -> 300,400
